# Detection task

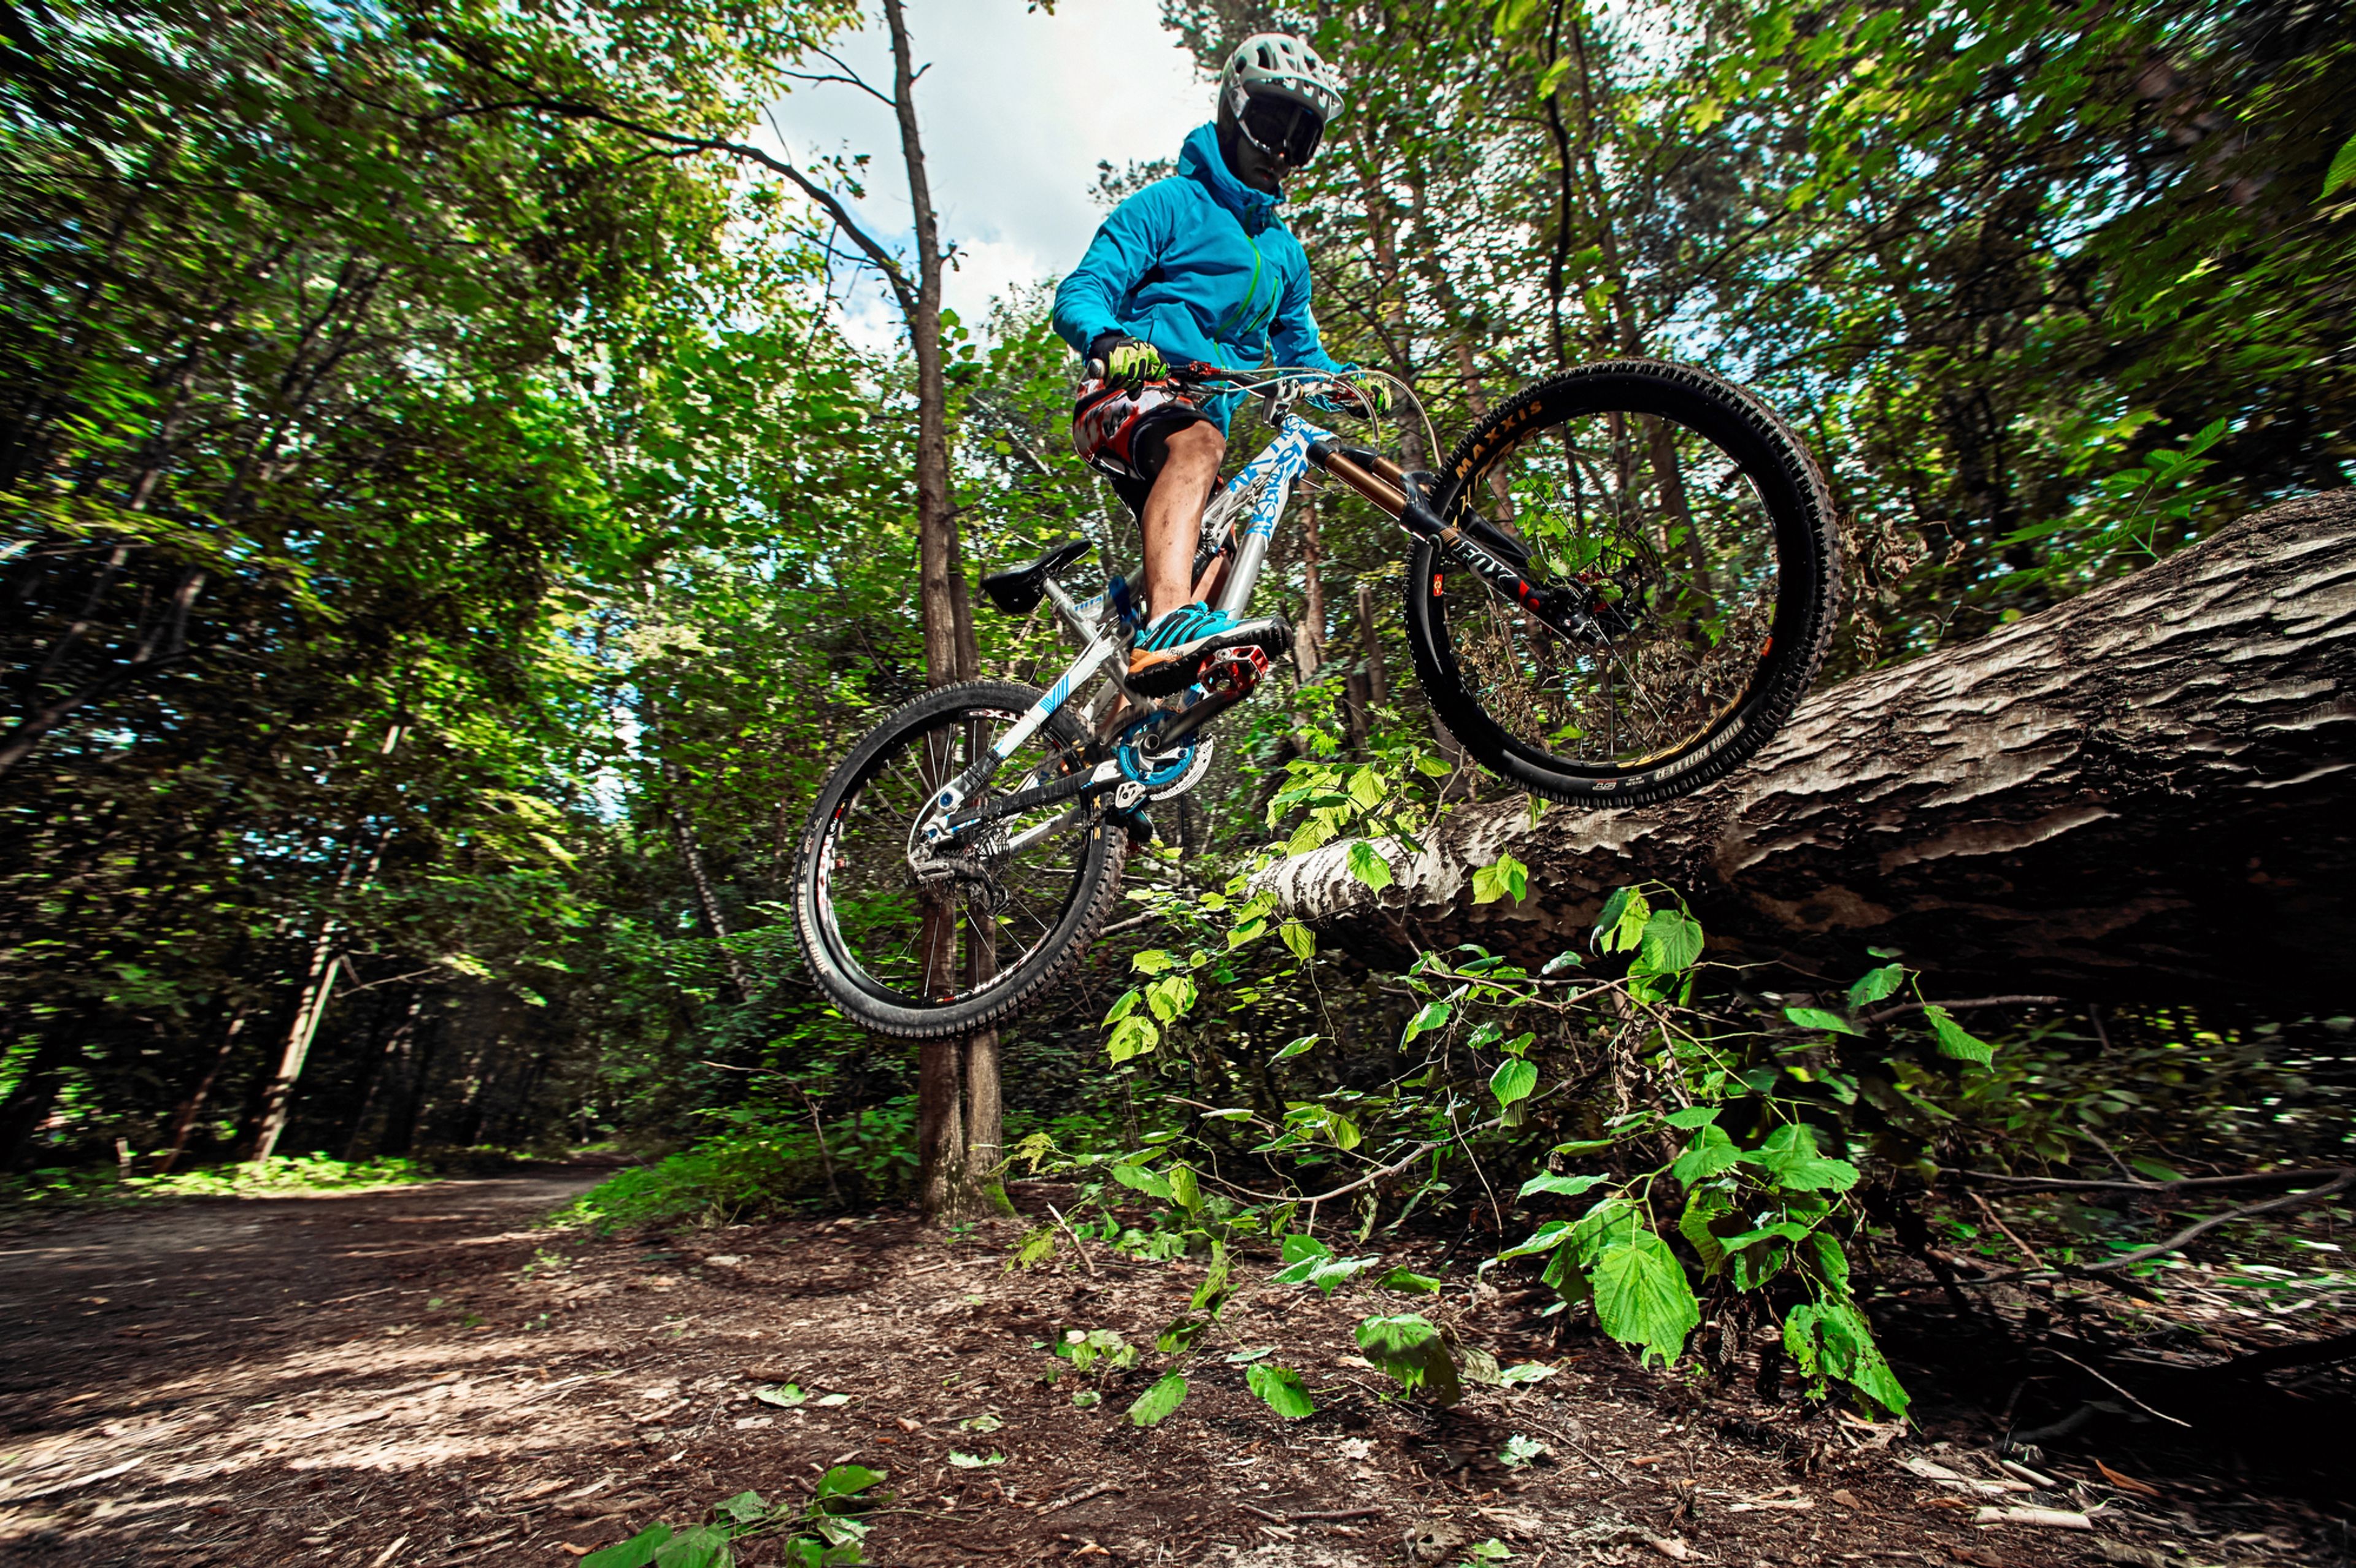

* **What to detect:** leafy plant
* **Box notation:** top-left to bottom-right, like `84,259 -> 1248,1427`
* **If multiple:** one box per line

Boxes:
580,1467 -> 884,1568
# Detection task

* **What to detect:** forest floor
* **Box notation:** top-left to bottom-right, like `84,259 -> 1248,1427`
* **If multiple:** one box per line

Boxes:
0,1162 -> 2343,1567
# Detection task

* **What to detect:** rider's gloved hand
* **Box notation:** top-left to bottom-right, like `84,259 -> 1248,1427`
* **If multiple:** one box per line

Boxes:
1090,332 -> 1167,391
1311,375 -> 1394,420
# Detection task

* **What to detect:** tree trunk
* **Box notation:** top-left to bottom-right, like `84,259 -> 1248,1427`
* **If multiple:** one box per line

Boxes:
881,0 -> 1000,1226
1264,492 -> 2356,1007
341,994 -> 422,1162
248,821 -> 387,1163
1354,577 -> 1390,712
664,766 -> 752,1003
248,944 -> 341,1164
641,685 -> 753,1004
153,1002 -> 250,1174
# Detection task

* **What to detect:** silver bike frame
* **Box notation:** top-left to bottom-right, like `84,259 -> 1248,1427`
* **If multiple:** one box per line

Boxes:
916,402 -> 1335,840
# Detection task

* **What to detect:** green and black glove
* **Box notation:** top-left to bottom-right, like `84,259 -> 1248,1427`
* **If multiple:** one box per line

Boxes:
1312,374 -> 1394,419
1090,332 -> 1168,391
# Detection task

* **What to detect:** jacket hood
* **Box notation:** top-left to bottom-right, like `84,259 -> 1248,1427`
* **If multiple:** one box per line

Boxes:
1179,122 -> 1280,233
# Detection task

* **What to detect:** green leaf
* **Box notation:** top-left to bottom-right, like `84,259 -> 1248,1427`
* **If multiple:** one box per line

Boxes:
1245,1362 -> 1317,1419
1679,1185 -> 1734,1276
1498,1220 -> 1573,1262
1144,974 -> 1197,1023
1168,1163 -> 1202,1213
1125,1371 -> 1188,1426
1806,1231 -> 1851,1296
1489,1058 -> 1538,1109
810,1464 -> 884,1502
1401,999 -> 1452,1045
1592,885 -> 1650,952
1346,840 -> 1394,891
1498,1432 -> 1549,1468
1669,1124 -> 1739,1184
1375,1266 -> 1444,1294
1156,1313 -> 1211,1354
947,1450 -> 1004,1468
1635,908 -> 1703,974
1922,1004 -> 1994,1064
654,1526 -> 733,1568
1662,1107 -> 1719,1129
1517,1171 -> 1607,1201
1783,1005 -> 1861,1036
1783,1299 -> 1911,1416
717,1491 -> 768,1524
1107,1014 -> 1160,1063
1590,1230 -> 1700,1367
1279,920 -> 1317,961
1846,963 -> 1907,1008
1471,851 -> 1530,905
1271,1032 -> 1319,1061
1187,1236 -> 1225,1304
1131,949 -> 1174,974
1355,1313 -> 1463,1405
2326,129 -> 2356,198
584,1526 -> 675,1568
1279,1232 -> 1334,1266
1496,1361 -> 1557,1386
1111,1163 -> 1172,1201
1739,1123 -> 1860,1193
753,1384 -> 806,1407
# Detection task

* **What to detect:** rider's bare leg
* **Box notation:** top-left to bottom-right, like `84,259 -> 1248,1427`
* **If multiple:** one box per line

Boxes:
1140,423 -> 1226,618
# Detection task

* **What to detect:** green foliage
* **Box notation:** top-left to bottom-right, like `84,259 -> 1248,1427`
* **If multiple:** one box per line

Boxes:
1125,1370 -> 1188,1427
581,1465 -> 882,1568
551,1105 -> 918,1230
1245,1362 -> 1317,1419
1355,1313 -> 1464,1405
0,1153 -> 431,1210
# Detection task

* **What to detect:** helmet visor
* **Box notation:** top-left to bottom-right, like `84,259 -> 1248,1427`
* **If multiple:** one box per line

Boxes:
1238,91 -> 1326,166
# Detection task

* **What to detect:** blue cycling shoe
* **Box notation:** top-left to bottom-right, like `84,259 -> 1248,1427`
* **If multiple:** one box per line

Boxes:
1126,601 -> 1292,696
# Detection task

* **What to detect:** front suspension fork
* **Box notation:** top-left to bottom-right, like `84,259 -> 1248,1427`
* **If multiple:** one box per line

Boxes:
1307,441 -> 1600,644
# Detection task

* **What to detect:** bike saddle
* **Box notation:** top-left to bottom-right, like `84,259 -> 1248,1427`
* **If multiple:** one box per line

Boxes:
981,538 -> 1091,615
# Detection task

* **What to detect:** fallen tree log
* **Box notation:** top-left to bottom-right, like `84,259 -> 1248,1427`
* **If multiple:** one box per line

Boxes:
1265,490 -> 2356,1007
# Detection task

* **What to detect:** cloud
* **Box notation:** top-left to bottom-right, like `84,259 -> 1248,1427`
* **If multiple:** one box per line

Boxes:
759,0 -> 1209,353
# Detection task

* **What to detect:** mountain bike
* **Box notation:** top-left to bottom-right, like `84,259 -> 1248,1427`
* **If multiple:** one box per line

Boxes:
791,358 -> 1839,1039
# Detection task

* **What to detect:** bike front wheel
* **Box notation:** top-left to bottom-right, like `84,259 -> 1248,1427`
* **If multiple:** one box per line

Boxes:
791,680 -> 1130,1040
1406,359 -> 1840,807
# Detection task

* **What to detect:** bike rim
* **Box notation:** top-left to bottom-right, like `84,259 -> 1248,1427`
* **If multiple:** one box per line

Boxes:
1438,402 -> 1784,776
812,705 -> 1098,1010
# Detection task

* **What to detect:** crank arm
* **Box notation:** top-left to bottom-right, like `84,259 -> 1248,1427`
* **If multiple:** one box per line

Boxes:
945,758 -> 1126,833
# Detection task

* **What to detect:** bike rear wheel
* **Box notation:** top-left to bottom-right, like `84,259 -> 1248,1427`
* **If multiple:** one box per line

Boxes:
1406,359 -> 1839,806
792,680 -> 1130,1040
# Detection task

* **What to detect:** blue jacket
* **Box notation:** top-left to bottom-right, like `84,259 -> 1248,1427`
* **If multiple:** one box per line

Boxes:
1053,123 -> 1343,431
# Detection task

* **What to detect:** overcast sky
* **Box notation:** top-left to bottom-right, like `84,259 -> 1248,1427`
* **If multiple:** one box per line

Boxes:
756,0 -> 1213,353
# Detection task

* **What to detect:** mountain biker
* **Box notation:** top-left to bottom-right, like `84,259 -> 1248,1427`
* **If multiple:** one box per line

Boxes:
1052,31 -> 1381,698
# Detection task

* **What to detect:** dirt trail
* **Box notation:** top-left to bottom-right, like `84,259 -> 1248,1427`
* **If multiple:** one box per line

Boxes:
0,1174 -> 2243,1566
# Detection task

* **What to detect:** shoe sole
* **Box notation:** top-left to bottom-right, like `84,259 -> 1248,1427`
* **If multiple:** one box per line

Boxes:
1127,621 -> 1292,696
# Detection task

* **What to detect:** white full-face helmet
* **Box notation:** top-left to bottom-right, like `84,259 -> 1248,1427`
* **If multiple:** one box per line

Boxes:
1218,32 -> 1345,167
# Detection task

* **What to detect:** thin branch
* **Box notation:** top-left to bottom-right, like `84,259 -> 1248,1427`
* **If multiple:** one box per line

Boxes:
1953,1166 -> 2349,1196
430,88 -> 916,320
2073,1170 -> 2353,1275
1862,995 -> 2065,1026
1944,1169 -> 2355,1287
2038,1348 -> 2191,1429
1196,1083 -> 1567,1208
1044,1202 -> 1098,1278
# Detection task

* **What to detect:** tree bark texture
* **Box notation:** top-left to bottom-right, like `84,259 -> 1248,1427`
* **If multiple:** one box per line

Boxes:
1264,492 -> 2356,1006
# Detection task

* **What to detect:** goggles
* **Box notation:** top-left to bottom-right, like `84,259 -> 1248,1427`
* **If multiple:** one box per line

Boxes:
1234,88 -> 1326,167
